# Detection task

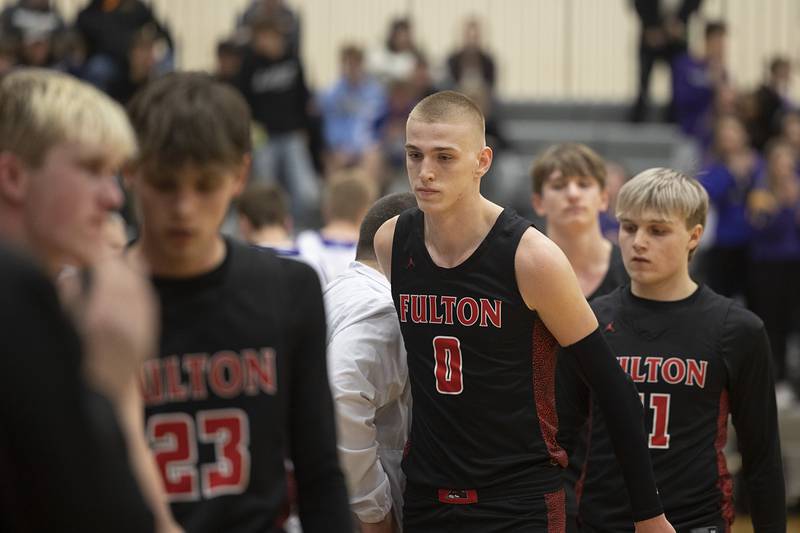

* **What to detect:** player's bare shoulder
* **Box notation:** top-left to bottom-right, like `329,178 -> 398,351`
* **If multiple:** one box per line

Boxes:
374,215 -> 399,281
514,226 -> 575,302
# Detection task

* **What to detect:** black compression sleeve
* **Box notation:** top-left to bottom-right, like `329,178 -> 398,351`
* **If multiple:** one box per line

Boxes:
564,327 -> 664,522
723,308 -> 786,532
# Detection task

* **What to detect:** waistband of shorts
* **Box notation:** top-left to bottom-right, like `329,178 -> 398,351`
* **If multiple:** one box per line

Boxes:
405,480 -> 562,504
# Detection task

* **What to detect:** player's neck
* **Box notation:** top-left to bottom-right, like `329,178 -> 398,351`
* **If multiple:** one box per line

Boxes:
422,197 -> 502,268
631,271 -> 697,302
251,226 -> 294,249
321,220 -> 359,242
547,223 -> 610,272
133,233 -> 227,278
356,257 -> 381,273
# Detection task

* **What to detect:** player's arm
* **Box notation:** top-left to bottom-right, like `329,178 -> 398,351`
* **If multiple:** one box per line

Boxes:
373,216 -> 399,282
328,311 -> 403,529
723,306 -> 786,532
515,229 -> 672,532
284,260 -> 353,532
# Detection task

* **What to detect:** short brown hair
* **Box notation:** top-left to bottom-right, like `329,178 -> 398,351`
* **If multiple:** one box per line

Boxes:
127,72 -> 251,176
236,184 -> 289,229
409,90 -> 485,137
323,170 -> 378,224
530,143 -> 607,194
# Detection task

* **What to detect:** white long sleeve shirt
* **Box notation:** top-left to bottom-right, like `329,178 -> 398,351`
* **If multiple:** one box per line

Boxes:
324,261 -> 409,525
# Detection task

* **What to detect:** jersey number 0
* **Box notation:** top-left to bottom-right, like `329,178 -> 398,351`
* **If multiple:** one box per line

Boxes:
433,336 -> 463,394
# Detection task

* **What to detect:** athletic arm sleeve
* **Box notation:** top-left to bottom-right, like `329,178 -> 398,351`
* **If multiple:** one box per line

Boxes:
285,262 -> 353,532
555,347 -> 591,459
328,310 -> 403,523
563,328 -> 664,522
722,306 -> 786,533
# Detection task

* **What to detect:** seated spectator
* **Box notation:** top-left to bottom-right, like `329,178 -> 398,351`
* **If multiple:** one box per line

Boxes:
76,0 -> 173,91
297,171 -> 377,286
746,139 -> 800,407
699,114 -> 762,302
238,0 -> 300,57
368,17 -> 419,85
672,21 -> 729,142
236,18 -> 318,227
319,44 -> 386,175
446,17 -> 495,91
748,56 -> 793,151
0,37 -> 17,77
107,25 -> 159,105
0,0 -> 64,43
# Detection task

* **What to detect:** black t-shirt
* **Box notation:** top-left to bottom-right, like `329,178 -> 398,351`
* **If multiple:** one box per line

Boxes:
561,285 -> 786,532
391,208 -> 566,496
0,245 -> 153,533
142,238 -> 350,533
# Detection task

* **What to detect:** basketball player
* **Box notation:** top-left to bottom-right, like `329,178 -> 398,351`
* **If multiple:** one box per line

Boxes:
563,168 -> 786,532
297,170 -> 377,285
531,142 -> 628,300
530,142 -> 629,532
125,72 -> 351,532
0,68 -> 163,532
373,90 -> 674,532
325,192 -> 417,532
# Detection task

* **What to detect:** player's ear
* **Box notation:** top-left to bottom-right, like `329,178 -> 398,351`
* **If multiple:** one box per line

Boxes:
476,145 -> 493,179
0,151 -> 29,205
687,223 -> 703,252
531,192 -> 545,216
599,186 -> 609,212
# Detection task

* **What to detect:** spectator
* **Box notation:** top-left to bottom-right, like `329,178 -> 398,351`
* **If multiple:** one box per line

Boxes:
319,44 -> 386,175
107,25 -> 159,105
368,17 -> 419,85
238,0 -> 300,57
629,0 -> 702,123
672,21 -> 728,142
0,37 -> 17,76
236,17 -> 318,226
446,17 -> 496,92
215,38 -> 244,86
0,0 -> 64,43
699,114 -> 762,301
76,0 -> 173,91
746,139 -> 800,408
748,56 -> 793,151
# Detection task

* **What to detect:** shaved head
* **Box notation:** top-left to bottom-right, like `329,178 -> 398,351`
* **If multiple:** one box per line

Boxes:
409,90 -> 486,148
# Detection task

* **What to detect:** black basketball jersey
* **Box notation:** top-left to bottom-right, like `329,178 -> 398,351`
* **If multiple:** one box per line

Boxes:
142,238 -> 350,533
390,208 -> 566,496
562,285 -> 785,532
587,244 -> 628,301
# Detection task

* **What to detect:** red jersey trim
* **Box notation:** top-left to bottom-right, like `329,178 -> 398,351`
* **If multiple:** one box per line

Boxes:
532,319 -> 568,468
545,488 -> 566,533
715,389 -> 734,532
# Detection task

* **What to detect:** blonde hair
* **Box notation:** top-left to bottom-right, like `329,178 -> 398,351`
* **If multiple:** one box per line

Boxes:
0,68 -> 136,168
409,90 -> 485,138
616,167 -> 708,229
